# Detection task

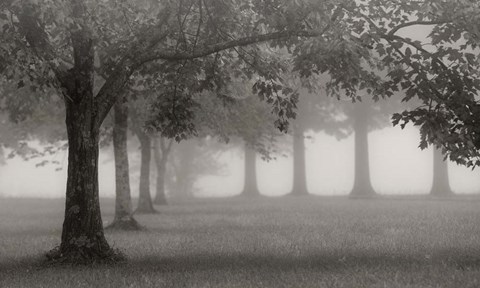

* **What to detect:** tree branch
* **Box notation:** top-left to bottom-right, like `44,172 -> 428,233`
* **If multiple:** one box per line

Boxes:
135,29 -> 323,64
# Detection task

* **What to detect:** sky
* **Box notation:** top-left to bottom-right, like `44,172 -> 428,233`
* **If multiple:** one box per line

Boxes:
1,125 -> 479,199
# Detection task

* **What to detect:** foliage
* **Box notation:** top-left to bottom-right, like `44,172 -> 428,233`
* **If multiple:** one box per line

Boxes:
0,78 -> 66,164
2,0 -> 480,166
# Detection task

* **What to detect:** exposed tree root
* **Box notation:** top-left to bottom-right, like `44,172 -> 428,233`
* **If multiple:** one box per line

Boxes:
45,244 -> 125,266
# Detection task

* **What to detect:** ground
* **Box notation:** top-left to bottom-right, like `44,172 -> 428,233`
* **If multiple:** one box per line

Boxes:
0,196 -> 479,287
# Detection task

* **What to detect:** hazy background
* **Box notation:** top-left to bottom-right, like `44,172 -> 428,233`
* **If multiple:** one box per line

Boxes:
1,125 -> 479,199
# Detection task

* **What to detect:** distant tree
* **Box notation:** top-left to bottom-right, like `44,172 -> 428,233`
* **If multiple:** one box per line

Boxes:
168,140 -> 197,199
288,79 -> 349,196
241,143 -> 261,197
232,94 -> 283,197
164,137 -> 228,199
131,113 -> 157,214
106,96 -> 142,229
349,100 -> 376,197
156,84 -> 284,198
430,148 -> 453,196
152,136 -> 172,205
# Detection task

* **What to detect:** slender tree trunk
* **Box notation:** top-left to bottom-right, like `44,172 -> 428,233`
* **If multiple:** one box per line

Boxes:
350,103 -> 376,197
135,132 -> 156,213
106,99 -> 141,230
289,124 -> 309,196
241,143 -> 260,197
153,137 -> 168,205
430,148 -> 453,196
172,141 -> 195,199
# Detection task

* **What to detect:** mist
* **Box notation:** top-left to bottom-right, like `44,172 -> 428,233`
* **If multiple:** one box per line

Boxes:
1,125 -> 478,199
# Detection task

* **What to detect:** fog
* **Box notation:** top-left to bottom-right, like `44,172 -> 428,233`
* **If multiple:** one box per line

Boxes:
1,125 -> 478,199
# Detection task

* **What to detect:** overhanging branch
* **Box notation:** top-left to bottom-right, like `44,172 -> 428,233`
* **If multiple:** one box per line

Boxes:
136,29 -> 324,64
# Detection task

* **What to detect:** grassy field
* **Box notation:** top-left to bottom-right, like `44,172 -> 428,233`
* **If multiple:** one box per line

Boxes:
0,196 -> 479,288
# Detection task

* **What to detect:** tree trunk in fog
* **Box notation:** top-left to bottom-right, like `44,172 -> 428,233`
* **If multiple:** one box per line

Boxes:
48,94 -> 119,262
430,148 -> 453,196
57,104 -> 110,260
289,124 -> 309,196
350,102 -> 376,197
153,137 -> 171,205
135,131 -> 157,213
241,143 -> 261,197
172,140 -> 195,199
107,99 -> 141,230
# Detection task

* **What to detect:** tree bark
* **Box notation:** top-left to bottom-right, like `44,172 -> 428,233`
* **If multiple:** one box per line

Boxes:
289,124 -> 309,196
135,132 -> 157,213
350,103 -> 376,197
241,143 -> 261,197
106,99 -> 141,230
430,148 -> 453,196
46,100 -> 121,263
153,137 -> 169,205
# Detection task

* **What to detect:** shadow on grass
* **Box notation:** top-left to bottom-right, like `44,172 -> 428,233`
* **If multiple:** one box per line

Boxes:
1,249 -> 479,275
125,250 -> 480,274
127,248 -> 479,272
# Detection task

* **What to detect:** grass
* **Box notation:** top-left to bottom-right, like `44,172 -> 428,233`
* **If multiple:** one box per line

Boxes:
0,196 -> 480,287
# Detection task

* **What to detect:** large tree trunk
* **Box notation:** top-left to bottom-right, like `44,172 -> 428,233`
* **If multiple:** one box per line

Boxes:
350,103 -> 376,197
106,99 -> 141,230
289,124 -> 309,196
46,102 -> 120,263
153,137 -> 169,205
135,132 -> 157,213
241,143 -> 260,197
44,9 -> 122,262
430,148 -> 453,196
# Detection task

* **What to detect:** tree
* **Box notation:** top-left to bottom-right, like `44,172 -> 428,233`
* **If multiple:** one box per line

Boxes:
152,136 -> 172,205
287,78 -> 350,196
430,147 -> 453,196
227,94 -> 283,197
164,137 -> 228,199
4,0 -> 479,263
169,140 -> 197,199
157,84 -> 284,198
350,100 -> 376,197
242,143 -> 261,197
106,97 -> 142,230
133,128 -> 157,214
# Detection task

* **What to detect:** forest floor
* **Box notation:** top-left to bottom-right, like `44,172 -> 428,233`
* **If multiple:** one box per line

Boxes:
0,195 -> 479,288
